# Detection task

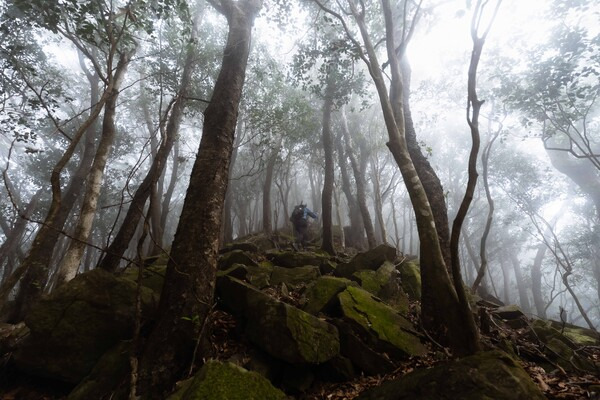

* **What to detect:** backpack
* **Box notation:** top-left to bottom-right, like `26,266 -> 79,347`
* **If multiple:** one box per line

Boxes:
290,204 -> 305,223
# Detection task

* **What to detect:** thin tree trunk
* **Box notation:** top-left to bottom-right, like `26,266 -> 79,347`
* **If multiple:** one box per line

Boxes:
56,50 -> 134,284
160,139 -> 180,231
371,161 -> 387,244
138,2 -> 262,396
262,144 -> 278,235
321,75 -> 336,254
341,109 -> 376,249
510,253 -> 531,314
97,25 -> 199,272
3,63 -> 104,321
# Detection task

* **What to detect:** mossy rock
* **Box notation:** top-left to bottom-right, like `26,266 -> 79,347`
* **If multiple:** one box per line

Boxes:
338,286 -> 425,358
271,265 -> 321,288
303,276 -> 358,315
335,244 -> 397,278
547,320 -> 599,346
266,250 -> 329,269
246,263 -> 275,289
217,276 -> 340,364
220,242 -> 259,254
398,260 -> 421,300
218,250 -> 258,270
357,350 -> 546,400
67,341 -> 131,400
545,337 -> 597,372
14,269 -> 159,384
167,360 -> 286,400
121,264 -> 166,295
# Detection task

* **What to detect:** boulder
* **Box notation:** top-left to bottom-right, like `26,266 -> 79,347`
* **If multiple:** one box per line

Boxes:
217,276 -> 340,364
218,250 -> 258,270
167,360 -> 286,400
270,265 -> 321,288
14,268 -> 159,384
303,276 -> 358,315
220,242 -> 259,254
336,320 -> 396,375
121,263 -> 166,295
338,286 -> 426,358
266,251 -> 328,269
398,260 -> 421,300
335,244 -> 397,278
67,341 -> 131,400
493,305 -> 526,320
356,350 -> 546,400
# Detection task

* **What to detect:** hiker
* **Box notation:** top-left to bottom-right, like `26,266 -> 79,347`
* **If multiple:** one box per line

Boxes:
290,203 -> 318,250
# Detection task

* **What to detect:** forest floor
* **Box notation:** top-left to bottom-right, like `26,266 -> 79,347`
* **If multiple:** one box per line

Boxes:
1,271 -> 599,399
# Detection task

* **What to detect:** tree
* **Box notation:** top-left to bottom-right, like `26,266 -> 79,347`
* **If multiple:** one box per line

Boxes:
137,1 -> 262,396
312,0 -> 482,355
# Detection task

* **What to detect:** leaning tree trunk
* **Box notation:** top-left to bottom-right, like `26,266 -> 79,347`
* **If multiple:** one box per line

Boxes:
55,50 -> 134,285
321,75 -> 336,255
341,0 -> 481,355
97,32 -> 199,272
510,253 -> 532,314
2,66 -> 105,321
137,1 -> 262,397
341,109 -> 376,249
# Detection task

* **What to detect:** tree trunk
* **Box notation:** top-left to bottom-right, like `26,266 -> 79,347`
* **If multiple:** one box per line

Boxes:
222,116 -> 243,243
335,132 -> 365,249
56,50 -> 134,284
97,31 -> 198,271
0,188 -> 43,270
137,1 -> 262,396
371,161 -> 387,244
262,145 -> 278,235
320,75 -> 336,255
342,0 -> 480,355
531,243 -> 548,319
160,139 -> 180,234
341,109 -> 376,249
510,253 -> 531,314
3,65 -> 104,321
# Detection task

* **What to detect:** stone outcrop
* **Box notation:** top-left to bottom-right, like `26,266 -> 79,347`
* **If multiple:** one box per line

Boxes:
357,350 -> 546,400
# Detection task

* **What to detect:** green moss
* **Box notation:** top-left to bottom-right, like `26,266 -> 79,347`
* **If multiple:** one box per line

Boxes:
271,265 -> 320,287
286,306 -> 340,363
353,270 -> 386,294
357,350 -> 546,400
338,286 -> 425,357
167,361 -> 286,400
399,261 -> 421,300
304,276 -> 357,315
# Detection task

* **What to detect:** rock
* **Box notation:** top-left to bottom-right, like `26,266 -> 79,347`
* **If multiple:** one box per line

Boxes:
270,265 -> 321,288
121,264 -> 167,295
493,305 -> 526,320
220,242 -> 259,254
545,337 -> 597,372
67,341 -> 131,400
335,244 -> 397,278
266,251 -> 328,269
217,276 -> 340,364
356,350 -> 546,400
547,320 -> 599,346
14,269 -> 159,384
0,322 -> 29,356
336,320 -> 396,375
218,250 -> 258,270
246,263 -> 275,289
281,364 -> 314,393
303,276 -> 358,315
316,355 -> 357,381
319,259 -> 337,275
398,260 -> 421,300
338,286 -> 426,358
167,360 -> 286,400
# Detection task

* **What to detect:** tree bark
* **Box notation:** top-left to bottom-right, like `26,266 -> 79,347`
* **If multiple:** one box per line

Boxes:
137,1 -> 262,396
262,144 -> 278,235
3,63 -> 104,321
321,75 -> 336,254
97,29 -> 199,271
340,109 -> 376,249
510,253 -> 531,314
56,50 -> 134,284
337,0 -> 480,355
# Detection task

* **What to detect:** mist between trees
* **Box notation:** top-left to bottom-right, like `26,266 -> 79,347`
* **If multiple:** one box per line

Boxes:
0,0 -> 599,393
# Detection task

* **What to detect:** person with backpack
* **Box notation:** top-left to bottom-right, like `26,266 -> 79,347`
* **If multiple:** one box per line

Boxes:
290,203 -> 318,250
